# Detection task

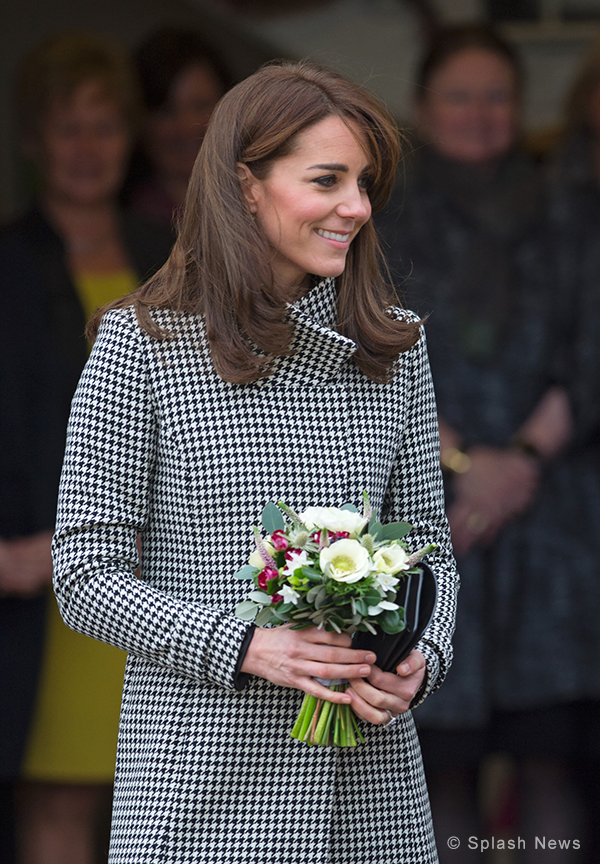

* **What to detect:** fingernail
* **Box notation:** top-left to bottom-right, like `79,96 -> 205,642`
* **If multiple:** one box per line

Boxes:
342,694 -> 351,702
366,653 -> 376,662
360,666 -> 371,675
400,662 -> 410,674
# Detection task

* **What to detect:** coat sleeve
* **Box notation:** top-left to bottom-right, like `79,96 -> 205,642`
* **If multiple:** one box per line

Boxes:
52,308 -> 252,691
382,324 -> 459,707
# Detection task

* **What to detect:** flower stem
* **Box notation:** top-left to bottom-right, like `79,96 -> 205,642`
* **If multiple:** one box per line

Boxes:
308,699 -> 323,745
290,694 -> 310,739
314,695 -> 334,745
350,710 -> 365,744
294,695 -> 318,742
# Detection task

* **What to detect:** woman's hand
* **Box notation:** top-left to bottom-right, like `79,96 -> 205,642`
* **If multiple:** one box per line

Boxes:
346,649 -> 427,724
241,624 -> 376,704
448,446 -> 540,556
0,531 -> 53,597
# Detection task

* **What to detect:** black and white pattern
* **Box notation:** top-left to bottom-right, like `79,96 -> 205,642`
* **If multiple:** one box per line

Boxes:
53,277 -> 458,863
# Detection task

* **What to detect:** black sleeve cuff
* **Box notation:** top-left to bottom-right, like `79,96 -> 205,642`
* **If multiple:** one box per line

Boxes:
233,624 -> 256,692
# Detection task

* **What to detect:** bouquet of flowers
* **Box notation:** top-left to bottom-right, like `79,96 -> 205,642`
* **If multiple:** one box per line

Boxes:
234,493 -> 436,747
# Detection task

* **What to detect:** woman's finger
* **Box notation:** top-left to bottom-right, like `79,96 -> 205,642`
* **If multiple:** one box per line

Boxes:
346,685 -> 389,724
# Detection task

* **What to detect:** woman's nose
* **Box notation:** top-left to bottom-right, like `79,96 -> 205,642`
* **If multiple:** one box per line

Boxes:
336,186 -> 371,222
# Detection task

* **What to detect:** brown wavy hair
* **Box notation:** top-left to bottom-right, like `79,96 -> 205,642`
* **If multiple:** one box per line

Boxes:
89,60 -> 420,383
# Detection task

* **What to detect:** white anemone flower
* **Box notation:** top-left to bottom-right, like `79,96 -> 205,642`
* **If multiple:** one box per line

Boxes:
299,506 -> 368,535
319,539 -> 372,583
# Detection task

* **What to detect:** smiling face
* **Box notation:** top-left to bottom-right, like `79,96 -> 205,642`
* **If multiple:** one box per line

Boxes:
238,115 -> 373,297
416,48 -> 519,165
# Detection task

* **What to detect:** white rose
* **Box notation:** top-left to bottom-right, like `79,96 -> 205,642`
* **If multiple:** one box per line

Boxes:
373,545 -> 410,576
299,506 -> 368,535
319,539 -> 372,583
249,540 -> 275,569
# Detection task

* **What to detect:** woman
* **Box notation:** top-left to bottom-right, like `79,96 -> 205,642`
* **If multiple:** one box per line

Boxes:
377,26 -> 575,861
53,60 -> 458,863
543,39 -> 600,857
126,28 -> 233,226
0,32 -> 172,863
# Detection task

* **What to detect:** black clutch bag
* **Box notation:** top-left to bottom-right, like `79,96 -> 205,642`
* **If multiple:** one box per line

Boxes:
352,563 -> 437,672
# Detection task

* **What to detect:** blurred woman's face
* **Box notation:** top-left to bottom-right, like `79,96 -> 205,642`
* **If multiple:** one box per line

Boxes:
37,79 -> 130,207
144,63 -> 224,185
416,48 -> 519,165
238,115 -> 372,296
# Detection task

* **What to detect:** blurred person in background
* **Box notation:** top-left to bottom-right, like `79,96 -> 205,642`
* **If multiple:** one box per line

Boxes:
0,32 -> 172,864
125,28 -> 234,227
377,26 -> 577,862
544,39 -> 600,861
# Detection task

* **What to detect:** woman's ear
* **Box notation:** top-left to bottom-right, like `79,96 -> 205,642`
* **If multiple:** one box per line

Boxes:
236,162 -> 260,214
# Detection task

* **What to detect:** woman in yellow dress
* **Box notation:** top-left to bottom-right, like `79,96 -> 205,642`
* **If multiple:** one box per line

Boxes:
3,33 -> 172,863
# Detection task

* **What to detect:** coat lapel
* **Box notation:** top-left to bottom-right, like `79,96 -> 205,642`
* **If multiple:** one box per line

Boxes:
267,277 -> 357,386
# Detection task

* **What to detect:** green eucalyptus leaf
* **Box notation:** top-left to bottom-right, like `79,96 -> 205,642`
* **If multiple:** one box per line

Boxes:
235,600 -> 258,621
254,606 -> 274,627
302,567 -> 322,583
315,587 -> 329,609
340,503 -> 359,513
262,502 -> 284,534
249,590 -> 272,604
233,565 -> 257,580
354,599 -> 369,616
364,589 -> 382,607
380,610 -> 406,635
306,585 -> 322,603
370,521 -> 383,540
381,522 -> 412,541
368,511 -> 379,533
278,602 -> 295,614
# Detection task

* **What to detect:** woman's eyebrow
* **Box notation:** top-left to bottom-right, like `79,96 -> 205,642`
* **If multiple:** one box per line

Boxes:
308,163 -> 348,171
307,163 -> 372,172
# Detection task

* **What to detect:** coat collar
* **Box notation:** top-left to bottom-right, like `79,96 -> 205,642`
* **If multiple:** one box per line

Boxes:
276,277 -> 357,385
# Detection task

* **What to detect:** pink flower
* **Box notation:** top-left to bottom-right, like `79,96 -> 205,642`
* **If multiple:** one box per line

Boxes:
284,547 -> 302,561
271,530 -> 289,551
272,594 -> 283,603
258,567 -> 278,590
314,530 -> 350,547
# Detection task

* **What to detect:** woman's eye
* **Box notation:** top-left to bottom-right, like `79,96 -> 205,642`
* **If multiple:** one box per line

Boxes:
313,175 -> 337,188
358,174 -> 373,191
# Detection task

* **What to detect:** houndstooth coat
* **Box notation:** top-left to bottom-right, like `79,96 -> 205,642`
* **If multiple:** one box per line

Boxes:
53,277 -> 458,864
